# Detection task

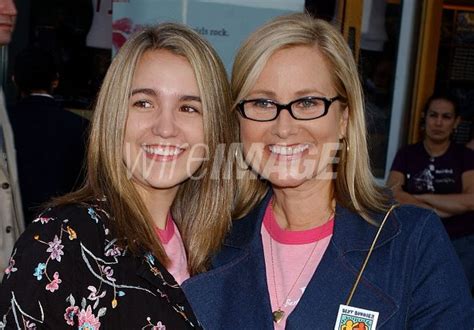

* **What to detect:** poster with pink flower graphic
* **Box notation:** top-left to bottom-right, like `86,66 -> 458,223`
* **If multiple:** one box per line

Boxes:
112,0 -> 303,72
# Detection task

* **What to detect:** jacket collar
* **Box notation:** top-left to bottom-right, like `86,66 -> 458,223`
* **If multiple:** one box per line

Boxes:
221,189 -> 401,327
224,190 -> 401,254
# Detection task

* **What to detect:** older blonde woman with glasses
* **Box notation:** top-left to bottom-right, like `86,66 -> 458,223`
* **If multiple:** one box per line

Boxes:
182,13 -> 473,329
0,22 -> 235,329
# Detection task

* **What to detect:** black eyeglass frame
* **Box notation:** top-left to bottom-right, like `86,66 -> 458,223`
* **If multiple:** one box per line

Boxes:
236,96 -> 342,122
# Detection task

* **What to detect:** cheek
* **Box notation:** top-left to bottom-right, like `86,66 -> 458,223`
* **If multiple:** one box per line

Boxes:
239,120 -> 262,148
186,120 -> 205,145
124,115 -> 147,142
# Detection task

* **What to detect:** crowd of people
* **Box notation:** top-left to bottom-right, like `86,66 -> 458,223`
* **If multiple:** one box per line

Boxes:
0,1 -> 473,328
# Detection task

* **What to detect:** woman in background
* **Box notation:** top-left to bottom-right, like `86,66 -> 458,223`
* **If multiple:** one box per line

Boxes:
0,22 -> 234,328
182,13 -> 473,329
388,93 -> 474,294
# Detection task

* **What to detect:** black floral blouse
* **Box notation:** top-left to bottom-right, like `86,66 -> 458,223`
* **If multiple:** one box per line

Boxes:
0,202 -> 201,329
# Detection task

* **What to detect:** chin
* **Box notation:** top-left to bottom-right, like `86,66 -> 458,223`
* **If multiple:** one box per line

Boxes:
144,172 -> 192,189
266,171 -> 312,189
263,164 -> 336,189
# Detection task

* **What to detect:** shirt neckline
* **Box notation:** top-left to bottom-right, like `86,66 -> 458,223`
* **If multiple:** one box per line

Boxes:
155,213 -> 175,244
263,201 -> 334,245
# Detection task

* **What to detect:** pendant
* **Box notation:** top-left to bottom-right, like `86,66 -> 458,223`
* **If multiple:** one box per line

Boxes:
272,309 -> 285,323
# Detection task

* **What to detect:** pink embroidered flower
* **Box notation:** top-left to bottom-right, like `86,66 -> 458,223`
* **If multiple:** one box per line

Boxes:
100,266 -> 115,282
152,321 -> 166,330
104,245 -> 121,257
45,272 -> 62,292
24,320 -> 36,329
78,306 -> 101,330
46,235 -> 64,262
87,286 -> 106,301
4,257 -> 17,275
64,306 -> 79,326
145,317 -> 166,330
34,216 -> 54,224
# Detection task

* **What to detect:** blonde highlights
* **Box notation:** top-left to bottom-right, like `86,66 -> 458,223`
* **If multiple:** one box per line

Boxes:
232,13 -> 391,222
55,23 -> 235,274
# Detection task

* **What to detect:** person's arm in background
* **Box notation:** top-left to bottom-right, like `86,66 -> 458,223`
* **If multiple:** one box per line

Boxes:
386,171 -> 444,213
415,170 -> 474,217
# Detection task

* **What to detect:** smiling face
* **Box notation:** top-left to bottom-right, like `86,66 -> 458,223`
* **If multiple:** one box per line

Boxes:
239,45 -> 348,189
424,98 -> 460,144
123,49 -> 205,195
0,0 -> 16,45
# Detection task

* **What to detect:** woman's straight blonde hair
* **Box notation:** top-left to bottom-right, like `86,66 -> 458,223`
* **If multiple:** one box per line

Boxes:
232,13 -> 391,222
55,23 -> 236,274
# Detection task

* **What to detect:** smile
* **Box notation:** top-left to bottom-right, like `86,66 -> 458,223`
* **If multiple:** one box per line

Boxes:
268,144 -> 309,156
142,144 -> 185,158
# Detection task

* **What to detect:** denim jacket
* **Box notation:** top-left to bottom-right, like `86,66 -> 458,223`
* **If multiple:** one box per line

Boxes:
182,192 -> 474,329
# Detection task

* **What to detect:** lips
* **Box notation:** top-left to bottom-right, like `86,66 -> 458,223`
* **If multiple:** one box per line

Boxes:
431,129 -> 445,135
142,144 -> 185,161
269,144 -> 309,155
267,144 -> 311,162
0,22 -> 13,30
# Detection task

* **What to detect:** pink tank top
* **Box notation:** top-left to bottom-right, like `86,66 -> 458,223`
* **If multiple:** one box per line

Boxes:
262,202 -> 334,329
155,214 -> 190,285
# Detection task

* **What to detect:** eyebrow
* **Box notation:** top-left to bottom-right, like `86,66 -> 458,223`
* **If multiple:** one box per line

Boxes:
428,109 -> 454,116
248,88 -> 327,99
130,88 -> 201,102
131,88 -> 156,96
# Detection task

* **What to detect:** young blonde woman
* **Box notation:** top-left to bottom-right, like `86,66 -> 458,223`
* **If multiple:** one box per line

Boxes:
0,23 -> 234,329
182,13 -> 473,329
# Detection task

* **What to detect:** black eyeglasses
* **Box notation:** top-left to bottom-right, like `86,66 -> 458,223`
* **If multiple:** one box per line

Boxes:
236,96 -> 342,122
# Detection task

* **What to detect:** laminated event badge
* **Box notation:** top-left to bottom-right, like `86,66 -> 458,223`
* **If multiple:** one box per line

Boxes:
334,304 -> 379,330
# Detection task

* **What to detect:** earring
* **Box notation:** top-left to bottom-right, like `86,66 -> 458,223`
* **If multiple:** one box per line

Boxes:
341,137 -> 350,152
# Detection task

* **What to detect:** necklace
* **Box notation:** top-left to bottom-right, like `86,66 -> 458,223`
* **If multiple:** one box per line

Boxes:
269,203 -> 334,324
423,140 -> 450,162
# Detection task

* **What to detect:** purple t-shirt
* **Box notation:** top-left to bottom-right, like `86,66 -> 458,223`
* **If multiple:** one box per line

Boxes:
391,141 -> 474,238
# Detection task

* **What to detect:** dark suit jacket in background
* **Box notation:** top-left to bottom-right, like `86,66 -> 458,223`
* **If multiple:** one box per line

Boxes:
10,95 -> 88,225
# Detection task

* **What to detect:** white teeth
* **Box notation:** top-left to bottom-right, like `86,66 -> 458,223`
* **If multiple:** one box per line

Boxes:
142,145 -> 183,156
269,144 -> 309,155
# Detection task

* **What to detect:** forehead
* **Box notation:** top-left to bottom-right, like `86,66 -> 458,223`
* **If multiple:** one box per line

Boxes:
132,49 -> 199,93
252,45 -> 335,97
428,99 -> 455,115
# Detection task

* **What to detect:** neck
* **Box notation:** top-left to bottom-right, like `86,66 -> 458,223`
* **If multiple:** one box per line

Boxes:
423,139 -> 450,157
136,184 -> 178,230
272,179 -> 335,231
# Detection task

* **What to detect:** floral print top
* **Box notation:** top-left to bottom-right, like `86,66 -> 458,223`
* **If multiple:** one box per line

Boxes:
0,202 -> 201,329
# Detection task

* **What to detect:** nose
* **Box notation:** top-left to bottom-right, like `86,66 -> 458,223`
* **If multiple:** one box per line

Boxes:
271,109 -> 298,139
0,0 -> 17,16
151,108 -> 179,138
434,116 -> 443,125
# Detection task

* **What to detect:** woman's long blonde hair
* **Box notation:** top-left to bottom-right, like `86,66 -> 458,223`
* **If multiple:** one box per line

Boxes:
232,13 -> 391,222
55,23 -> 236,274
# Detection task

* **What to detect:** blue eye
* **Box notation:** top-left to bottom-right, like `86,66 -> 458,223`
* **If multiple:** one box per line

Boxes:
252,100 -> 274,108
295,98 -> 322,108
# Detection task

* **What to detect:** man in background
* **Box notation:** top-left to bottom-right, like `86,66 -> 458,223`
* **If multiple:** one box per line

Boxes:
0,0 -> 23,272
10,47 -> 88,225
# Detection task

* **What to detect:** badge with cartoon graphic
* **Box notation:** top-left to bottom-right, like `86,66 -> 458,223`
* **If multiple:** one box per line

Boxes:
334,304 -> 379,330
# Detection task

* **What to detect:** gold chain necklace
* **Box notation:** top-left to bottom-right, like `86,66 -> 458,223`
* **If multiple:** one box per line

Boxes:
269,203 -> 334,324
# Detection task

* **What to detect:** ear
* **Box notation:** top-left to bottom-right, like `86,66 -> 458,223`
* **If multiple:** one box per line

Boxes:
339,106 -> 349,138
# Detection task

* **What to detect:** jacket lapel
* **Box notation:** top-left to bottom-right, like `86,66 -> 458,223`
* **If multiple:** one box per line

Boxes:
182,192 -> 275,329
287,204 -> 401,328
183,192 -> 401,329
